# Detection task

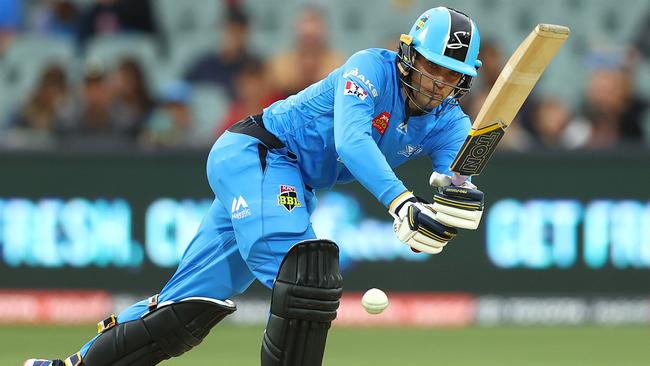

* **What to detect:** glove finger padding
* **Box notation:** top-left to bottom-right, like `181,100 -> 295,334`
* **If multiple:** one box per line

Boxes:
433,186 -> 484,230
405,204 -> 457,253
432,207 -> 482,229
389,192 -> 459,255
409,238 -> 444,254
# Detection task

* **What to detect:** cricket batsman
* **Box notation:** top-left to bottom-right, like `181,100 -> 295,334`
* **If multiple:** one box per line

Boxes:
27,6 -> 484,366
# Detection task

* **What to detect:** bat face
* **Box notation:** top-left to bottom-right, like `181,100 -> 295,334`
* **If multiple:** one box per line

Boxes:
450,24 -> 570,178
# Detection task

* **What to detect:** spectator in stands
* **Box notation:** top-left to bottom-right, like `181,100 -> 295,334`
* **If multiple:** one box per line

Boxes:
628,6 -> 650,145
631,7 -> 650,61
28,0 -> 79,39
0,0 -> 22,56
110,57 -> 154,136
184,5 -> 259,99
140,80 -> 195,148
55,59 -> 137,148
77,0 -> 157,48
8,64 -> 74,133
471,39 -> 503,92
529,97 -> 585,149
466,88 -> 534,151
460,40 -> 508,122
218,59 -> 280,135
575,49 -> 648,149
267,4 -> 344,96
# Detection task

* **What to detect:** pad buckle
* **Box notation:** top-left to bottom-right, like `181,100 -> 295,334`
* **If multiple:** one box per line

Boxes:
148,294 -> 159,311
64,352 -> 82,366
97,314 -> 117,334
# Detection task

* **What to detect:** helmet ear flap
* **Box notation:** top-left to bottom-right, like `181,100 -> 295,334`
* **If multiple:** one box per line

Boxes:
397,34 -> 414,77
455,60 -> 480,98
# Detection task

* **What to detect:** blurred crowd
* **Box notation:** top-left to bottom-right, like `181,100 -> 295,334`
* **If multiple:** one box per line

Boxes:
0,0 -> 649,151
464,38 -> 650,151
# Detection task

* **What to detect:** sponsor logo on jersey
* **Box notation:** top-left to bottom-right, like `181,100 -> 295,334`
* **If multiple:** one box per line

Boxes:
342,68 -> 379,97
278,185 -> 302,212
415,14 -> 429,30
398,144 -> 423,158
396,121 -> 408,134
231,195 -> 251,219
344,80 -> 368,100
372,112 -> 390,135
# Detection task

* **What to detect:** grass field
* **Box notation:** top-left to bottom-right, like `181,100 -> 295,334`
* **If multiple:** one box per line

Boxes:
3,324 -> 650,365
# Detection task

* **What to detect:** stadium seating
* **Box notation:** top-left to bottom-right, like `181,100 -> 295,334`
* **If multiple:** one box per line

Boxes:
154,0 -> 225,40
165,33 -> 220,82
0,0 -> 648,127
242,0 -> 298,56
189,83 -> 229,143
1,35 -> 78,112
85,34 -> 161,88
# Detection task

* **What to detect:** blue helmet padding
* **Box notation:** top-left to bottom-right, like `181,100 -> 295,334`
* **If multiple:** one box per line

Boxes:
408,7 -> 481,77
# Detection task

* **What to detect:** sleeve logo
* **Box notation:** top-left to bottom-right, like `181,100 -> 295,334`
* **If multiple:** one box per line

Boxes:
343,67 -> 379,97
278,185 -> 302,212
415,14 -> 429,30
344,80 -> 368,100
371,112 -> 390,135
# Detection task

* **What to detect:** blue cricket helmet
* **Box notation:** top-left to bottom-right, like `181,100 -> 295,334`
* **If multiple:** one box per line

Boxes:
408,6 -> 481,77
397,7 -> 481,113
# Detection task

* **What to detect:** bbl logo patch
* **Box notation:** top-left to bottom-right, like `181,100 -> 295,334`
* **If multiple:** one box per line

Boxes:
278,185 -> 302,212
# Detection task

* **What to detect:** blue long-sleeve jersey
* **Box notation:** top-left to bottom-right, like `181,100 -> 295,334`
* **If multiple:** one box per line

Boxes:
262,48 -> 471,207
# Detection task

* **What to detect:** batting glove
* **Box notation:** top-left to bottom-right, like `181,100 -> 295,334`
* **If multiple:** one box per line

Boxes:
389,192 -> 457,254
429,172 -> 484,230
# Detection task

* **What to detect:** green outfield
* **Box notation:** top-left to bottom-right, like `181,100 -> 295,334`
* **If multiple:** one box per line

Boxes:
3,324 -> 649,366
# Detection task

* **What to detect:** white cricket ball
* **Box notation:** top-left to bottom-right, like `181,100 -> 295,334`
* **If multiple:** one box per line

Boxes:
361,288 -> 389,315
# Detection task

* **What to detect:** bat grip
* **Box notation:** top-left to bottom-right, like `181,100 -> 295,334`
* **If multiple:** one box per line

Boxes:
451,173 -> 469,186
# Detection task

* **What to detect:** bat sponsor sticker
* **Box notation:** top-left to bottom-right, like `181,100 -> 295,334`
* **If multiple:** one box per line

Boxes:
450,123 -> 505,176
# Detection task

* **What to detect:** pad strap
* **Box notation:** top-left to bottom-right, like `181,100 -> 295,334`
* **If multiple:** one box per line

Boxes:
97,314 -> 117,334
82,298 -> 235,366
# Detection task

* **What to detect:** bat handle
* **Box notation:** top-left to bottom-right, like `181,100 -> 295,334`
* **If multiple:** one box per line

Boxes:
451,172 -> 469,186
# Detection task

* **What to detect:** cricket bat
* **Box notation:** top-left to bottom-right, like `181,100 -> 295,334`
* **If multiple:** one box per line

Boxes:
449,24 -> 570,184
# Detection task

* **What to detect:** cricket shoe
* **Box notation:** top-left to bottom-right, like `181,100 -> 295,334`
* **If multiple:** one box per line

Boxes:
23,359 -> 64,366
24,352 -> 81,366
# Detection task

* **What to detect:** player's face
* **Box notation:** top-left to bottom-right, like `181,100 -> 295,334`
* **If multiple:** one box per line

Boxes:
409,56 -> 462,111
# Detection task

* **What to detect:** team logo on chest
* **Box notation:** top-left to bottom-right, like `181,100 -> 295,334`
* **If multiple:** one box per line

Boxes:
398,144 -> 423,158
372,112 -> 390,135
278,185 -> 302,212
